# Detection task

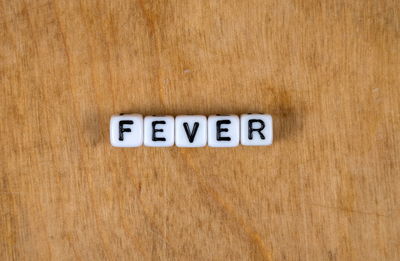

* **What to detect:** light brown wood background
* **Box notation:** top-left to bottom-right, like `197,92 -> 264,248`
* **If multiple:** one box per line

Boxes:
1,0 -> 399,260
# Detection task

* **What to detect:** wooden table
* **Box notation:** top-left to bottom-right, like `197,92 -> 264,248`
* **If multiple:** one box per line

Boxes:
1,0 -> 399,260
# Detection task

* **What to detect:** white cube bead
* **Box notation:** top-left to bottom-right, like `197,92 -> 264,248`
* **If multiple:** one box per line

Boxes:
208,115 -> 240,147
175,115 -> 207,147
110,114 -> 143,147
240,114 -> 273,146
144,116 -> 174,147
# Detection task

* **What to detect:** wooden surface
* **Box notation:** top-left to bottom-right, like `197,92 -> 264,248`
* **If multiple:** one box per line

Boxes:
1,0 -> 399,260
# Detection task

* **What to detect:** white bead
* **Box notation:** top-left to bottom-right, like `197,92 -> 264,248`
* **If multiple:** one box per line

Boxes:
110,114 -> 143,147
207,115 -> 240,147
143,116 -> 174,147
175,115 -> 207,147
240,114 -> 273,146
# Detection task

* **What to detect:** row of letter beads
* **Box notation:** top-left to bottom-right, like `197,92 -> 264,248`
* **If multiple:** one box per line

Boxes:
110,114 -> 273,147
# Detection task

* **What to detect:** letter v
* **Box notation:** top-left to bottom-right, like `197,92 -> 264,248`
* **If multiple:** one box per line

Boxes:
183,122 -> 199,143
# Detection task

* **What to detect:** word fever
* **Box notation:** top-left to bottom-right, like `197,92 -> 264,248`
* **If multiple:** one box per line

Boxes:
110,114 -> 272,147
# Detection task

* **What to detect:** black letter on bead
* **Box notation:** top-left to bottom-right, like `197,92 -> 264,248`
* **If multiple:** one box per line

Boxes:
152,121 -> 166,141
183,122 -> 199,143
119,120 -> 134,141
216,120 -> 231,141
248,119 -> 265,140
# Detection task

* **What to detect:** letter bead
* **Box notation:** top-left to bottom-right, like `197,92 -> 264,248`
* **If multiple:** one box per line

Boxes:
175,115 -> 207,147
208,115 -> 240,147
110,114 -> 143,147
144,116 -> 174,147
240,114 -> 273,146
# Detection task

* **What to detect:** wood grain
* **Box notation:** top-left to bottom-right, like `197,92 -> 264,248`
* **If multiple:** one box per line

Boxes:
1,0 -> 399,260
